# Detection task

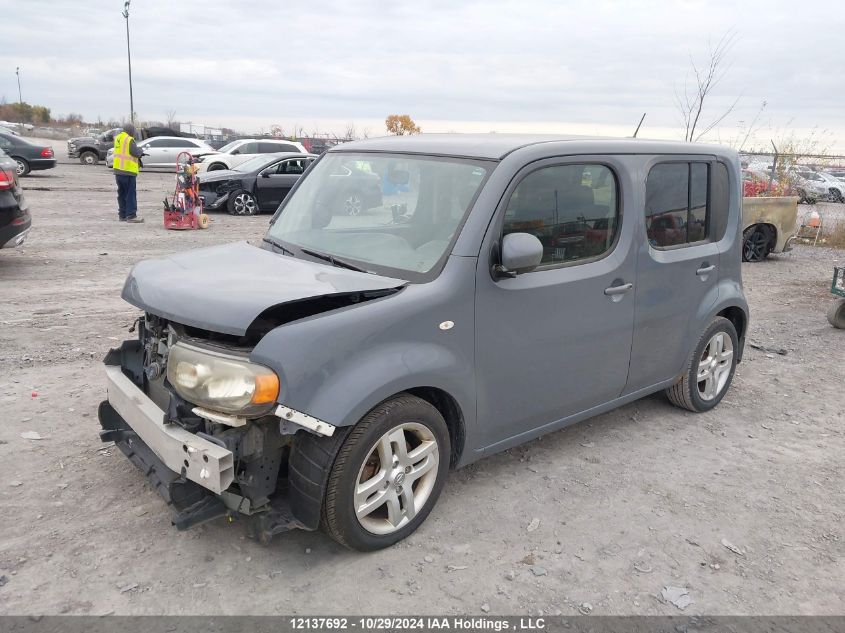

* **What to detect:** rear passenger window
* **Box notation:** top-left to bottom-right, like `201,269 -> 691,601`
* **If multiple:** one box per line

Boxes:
646,162 -> 710,247
503,164 -> 619,266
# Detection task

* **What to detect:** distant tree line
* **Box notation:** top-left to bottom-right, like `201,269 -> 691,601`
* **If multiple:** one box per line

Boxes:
0,98 -> 86,126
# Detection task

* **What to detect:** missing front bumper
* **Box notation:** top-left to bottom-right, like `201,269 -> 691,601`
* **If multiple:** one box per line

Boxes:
103,364 -> 234,494
98,400 -> 228,530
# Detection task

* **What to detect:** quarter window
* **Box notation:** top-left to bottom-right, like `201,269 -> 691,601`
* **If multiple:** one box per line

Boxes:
502,164 -> 619,266
645,162 -> 710,247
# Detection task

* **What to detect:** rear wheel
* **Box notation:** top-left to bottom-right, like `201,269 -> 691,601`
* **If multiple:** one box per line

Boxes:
827,298 -> 845,329
227,191 -> 258,216
79,151 -> 98,165
742,225 -> 772,262
666,317 -> 738,412
14,158 -> 29,176
322,394 -> 450,551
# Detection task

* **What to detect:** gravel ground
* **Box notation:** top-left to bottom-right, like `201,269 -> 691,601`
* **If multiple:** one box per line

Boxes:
0,158 -> 843,616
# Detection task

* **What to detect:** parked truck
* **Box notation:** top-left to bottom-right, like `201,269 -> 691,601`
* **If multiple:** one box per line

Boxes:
66,127 -> 122,165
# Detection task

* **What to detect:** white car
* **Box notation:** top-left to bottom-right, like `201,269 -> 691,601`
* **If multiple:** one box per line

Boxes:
196,138 -> 306,172
107,136 -> 216,169
817,172 -> 844,202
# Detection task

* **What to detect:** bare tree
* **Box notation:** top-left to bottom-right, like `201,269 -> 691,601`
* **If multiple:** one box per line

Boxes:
165,109 -> 177,128
342,121 -> 357,141
674,33 -> 739,142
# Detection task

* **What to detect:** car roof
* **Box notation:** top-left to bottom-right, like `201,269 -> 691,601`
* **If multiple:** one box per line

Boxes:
242,151 -> 316,165
142,136 -> 207,142
332,133 -> 734,160
235,138 -> 301,144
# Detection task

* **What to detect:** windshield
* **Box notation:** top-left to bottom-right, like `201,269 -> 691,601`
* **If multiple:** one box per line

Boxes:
266,152 -> 490,280
236,155 -> 279,173
217,140 -> 241,153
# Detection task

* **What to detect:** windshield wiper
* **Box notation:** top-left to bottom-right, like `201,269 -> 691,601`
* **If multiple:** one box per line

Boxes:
299,247 -> 369,273
262,236 -> 294,256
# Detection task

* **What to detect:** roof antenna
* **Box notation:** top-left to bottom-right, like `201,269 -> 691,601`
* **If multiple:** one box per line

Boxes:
632,113 -> 646,138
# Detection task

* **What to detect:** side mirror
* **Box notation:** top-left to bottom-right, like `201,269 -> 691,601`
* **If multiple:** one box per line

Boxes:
497,232 -> 543,278
261,170 -> 271,178
231,149 -> 240,155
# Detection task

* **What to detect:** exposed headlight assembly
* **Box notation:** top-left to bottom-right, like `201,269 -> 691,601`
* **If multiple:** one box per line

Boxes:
166,343 -> 279,416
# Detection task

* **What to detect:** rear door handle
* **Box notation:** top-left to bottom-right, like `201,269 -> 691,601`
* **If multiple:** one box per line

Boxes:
696,265 -> 716,276
604,282 -> 633,296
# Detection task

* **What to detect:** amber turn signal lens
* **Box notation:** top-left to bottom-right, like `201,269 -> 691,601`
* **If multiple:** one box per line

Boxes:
251,373 -> 280,405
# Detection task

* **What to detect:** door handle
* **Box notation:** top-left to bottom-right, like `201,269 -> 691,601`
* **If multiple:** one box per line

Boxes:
604,282 -> 633,296
696,265 -> 716,276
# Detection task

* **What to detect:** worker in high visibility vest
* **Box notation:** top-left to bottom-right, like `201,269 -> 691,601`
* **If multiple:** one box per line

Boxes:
112,123 -> 145,223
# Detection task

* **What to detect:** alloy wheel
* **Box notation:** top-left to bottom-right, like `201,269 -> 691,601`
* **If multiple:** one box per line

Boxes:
743,227 -> 769,262
344,193 -> 363,216
354,422 -> 439,535
696,332 -> 734,401
232,192 -> 257,215
15,159 -> 26,176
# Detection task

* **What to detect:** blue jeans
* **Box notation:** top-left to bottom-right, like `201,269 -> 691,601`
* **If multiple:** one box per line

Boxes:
115,174 -> 137,219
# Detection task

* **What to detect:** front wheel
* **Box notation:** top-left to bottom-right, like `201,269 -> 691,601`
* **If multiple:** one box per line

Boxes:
666,316 -> 738,412
827,298 -> 845,329
322,394 -> 450,551
79,151 -> 98,165
342,190 -> 364,216
227,190 -> 258,216
207,162 -> 227,171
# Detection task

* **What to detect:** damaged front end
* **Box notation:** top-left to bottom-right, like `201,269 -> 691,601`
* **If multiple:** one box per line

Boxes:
98,314 -> 337,544
98,241 -> 406,541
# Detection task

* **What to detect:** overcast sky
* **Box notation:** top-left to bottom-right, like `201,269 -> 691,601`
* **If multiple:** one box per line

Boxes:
3,0 -> 844,149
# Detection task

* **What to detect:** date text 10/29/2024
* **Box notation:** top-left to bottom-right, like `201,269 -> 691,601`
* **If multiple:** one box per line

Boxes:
290,617 -> 546,631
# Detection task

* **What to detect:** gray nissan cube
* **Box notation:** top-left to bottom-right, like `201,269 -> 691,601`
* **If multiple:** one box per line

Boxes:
98,134 -> 748,551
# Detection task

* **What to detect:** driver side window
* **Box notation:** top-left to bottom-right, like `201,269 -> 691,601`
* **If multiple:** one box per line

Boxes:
503,164 -> 620,266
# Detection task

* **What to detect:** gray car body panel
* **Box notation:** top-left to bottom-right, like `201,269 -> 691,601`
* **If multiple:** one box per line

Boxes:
121,241 -> 407,336
123,135 -> 748,470
250,255 -> 478,454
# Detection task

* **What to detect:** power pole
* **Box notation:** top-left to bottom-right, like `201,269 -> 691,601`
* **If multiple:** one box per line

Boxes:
122,1 -> 135,125
15,67 -> 22,104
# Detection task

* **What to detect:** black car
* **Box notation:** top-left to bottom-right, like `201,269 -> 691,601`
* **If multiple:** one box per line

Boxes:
0,148 -> 31,248
198,153 -> 317,215
0,132 -> 57,176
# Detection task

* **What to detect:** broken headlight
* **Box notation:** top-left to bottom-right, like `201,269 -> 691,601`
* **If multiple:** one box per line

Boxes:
166,342 -> 279,416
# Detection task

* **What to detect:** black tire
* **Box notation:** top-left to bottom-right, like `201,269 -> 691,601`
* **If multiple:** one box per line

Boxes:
666,316 -> 739,413
13,157 -> 30,176
831,188 -> 844,203
797,189 -> 808,204
207,162 -> 227,171
227,190 -> 258,216
827,298 -> 845,329
321,394 -> 450,551
742,225 -> 772,262
79,150 -> 98,165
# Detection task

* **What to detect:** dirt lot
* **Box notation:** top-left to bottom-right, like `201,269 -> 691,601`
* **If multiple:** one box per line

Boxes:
1,156 -> 843,616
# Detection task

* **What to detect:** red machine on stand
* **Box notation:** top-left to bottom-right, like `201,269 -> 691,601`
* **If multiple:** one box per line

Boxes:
163,152 -> 210,230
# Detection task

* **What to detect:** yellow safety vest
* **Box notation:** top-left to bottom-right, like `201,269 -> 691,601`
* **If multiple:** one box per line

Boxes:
113,131 -> 140,175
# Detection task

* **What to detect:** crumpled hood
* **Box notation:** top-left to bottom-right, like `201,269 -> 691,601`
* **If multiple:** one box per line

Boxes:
197,169 -> 242,183
121,241 -> 407,336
